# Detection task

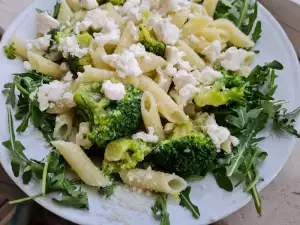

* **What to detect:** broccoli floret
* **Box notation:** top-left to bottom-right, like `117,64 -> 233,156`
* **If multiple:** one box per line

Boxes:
74,83 -> 143,147
139,24 -> 166,57
68,54 -> 92,77
76,32 -> 93,48
102,139 -> 153,174
54,27 -> 73,43
194,67 -> 249,107
150,121 -> 217,177
3,43 -> 16,60
108,0 -> 126,5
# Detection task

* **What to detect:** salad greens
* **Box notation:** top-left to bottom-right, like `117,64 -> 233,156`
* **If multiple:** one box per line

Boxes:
179,186 -> 200,219
152,195 -> 170,225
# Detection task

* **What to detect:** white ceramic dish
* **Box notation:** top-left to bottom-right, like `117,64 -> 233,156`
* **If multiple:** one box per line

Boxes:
0,1 -> 300,225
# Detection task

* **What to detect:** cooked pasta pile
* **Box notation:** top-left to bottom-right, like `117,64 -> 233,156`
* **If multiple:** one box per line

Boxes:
3,0 -> 300,223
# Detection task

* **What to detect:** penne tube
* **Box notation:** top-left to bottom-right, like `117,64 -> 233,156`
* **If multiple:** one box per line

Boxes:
181,15 -> 213,39
52,141 -> 110,187
120,168 -> 187,195
203,0 -> 219,17
10,36 -> 28,60
53,110 -> 74,140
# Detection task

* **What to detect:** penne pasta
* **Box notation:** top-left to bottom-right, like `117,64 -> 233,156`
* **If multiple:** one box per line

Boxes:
58,0 -> 74,23
114,21 -> 138,54
181,15 -> 213,39
66,0 -> 82,12
176,40 -> 206,71
52,141 -> 110,187
141,91 -> 165,140
53,110 -> 74,140
198,27 -> 230,43
73,10 -> 87,22
169,10 -> 190,29
138,54 -> 167,74
10,36 -> 28,60
119,168 -> 187,195
101,3 -> 126,29
191,2 -> 209,16
27,51 -> 65,78
90,46 -> 115,70
209,19 -> 254,48
76,122 -> 93,149
78,66 -> 117,82
203,0 -> 219,17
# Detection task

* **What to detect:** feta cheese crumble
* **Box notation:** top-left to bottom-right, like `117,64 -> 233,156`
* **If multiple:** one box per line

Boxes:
28,35 -> 51,51
74,21 -> 92,34
196,112 -> 239,152
102,80 -> 126,101
102,50 -> 142,78
192,67 -> 222,86
149,14 -> 180,45
80,0 -> 98,10
132,127 -> 159,143
36,12 -> 60,35
58,35 -> 88,58
84,8 -> 108,30
201,40 -> 222,63
159,0 -> 191,15
37,81 -> 75,111
177,84 -> 199,107
219,47 -> 255,71
94,19 -> 121,46
23,61 -> 32,71
172,69 -> 198,91
165,46 -> 193,71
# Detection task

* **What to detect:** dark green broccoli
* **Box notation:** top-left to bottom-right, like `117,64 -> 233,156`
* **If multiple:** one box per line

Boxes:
151,122 -> 217,177
3,43 -> 16,60
102,138 -> 153,174
194,65 -> 249,107
68,54 -> 93,77
139,24 -> 166,57
74,83 -> 143,147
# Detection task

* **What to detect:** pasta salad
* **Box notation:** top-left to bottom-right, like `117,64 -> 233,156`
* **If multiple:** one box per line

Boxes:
2,0 -> 300,224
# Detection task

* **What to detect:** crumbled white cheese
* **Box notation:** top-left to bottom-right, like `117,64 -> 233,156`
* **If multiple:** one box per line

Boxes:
196,112 -> 239,153
37,81 -> 75,111
165,46 -> 193,71
74,21 -> 92,34
121,0 -> 142,22
156,63 -> 177,87
149,14 -> 180,45
132,127 -> 159,143
102,50 -> 142,78
80,0 -> 98,10
130,24 -> 140,41
94,19 -> 121,46
28,35 -> 51,51
36,12 -> 60,35
102,80 -> 126,101
177,84 -> 199,107
159,0 -> 191,14
219,47 -> 255,71
60,62 -> 69,72
172,69 -> 198,91
58,35 -> 88,58
62,71 -> 74,82
192,67 -> 222,86
23,61 -> 32,71
201,40 -> 222,63
84,8 -> 108,30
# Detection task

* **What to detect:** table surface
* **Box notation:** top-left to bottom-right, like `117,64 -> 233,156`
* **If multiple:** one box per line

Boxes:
1,1 -> 300,225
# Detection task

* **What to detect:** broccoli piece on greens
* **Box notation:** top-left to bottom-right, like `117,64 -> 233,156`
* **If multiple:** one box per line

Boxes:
194,67 -> 248,107
3,43 -> 16,60
102,139 -> 153,174
151,122 -> 217,177
74,83 -> 143,147
139,24 -> 166,57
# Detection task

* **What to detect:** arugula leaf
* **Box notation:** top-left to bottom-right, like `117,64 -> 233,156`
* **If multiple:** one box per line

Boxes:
53,2 -> 61,19
16,112 -> 30,132
273,107 -> 300,137
179,187 -> 200,219
213,168 -> 233,192
252,21 -> 262,43
152,195 -> 170,225
98,184 -> 115,198
226,107 -> 260,129
53,190 -> 89,209
2,83 -> 16,107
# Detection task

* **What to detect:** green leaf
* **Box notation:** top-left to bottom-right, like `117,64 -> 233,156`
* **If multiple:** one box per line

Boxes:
22,168 -> 33,184
98,184 -> 115,198
53,2 -> 61,19
16,112 -> 30,132
252,21 -> 262,43
179,186 -> 200,219
151,195 -> 170,225
52,191 -> 89,209
213,168 -> 233,192
11,160 -> 20,177
2,83 -> 16,107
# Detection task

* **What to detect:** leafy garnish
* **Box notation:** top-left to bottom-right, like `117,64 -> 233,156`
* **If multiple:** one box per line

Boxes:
213,168 -> 233,192
53,2 -> 61,19
179,187 -> 200,219
214,0 -> 262,43
98,184 -> 115,198
273,107 -> 300,137
52,190 -> 89,209
2,83 -> 16,107
152,195 -> 170,225
3,43 -> 16,60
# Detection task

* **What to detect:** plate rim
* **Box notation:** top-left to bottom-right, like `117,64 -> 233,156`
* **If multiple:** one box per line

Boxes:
0,1 -> 299,225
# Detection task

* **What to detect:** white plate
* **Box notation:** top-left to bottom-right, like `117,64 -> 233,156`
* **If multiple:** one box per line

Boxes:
0,1 -> 300,225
